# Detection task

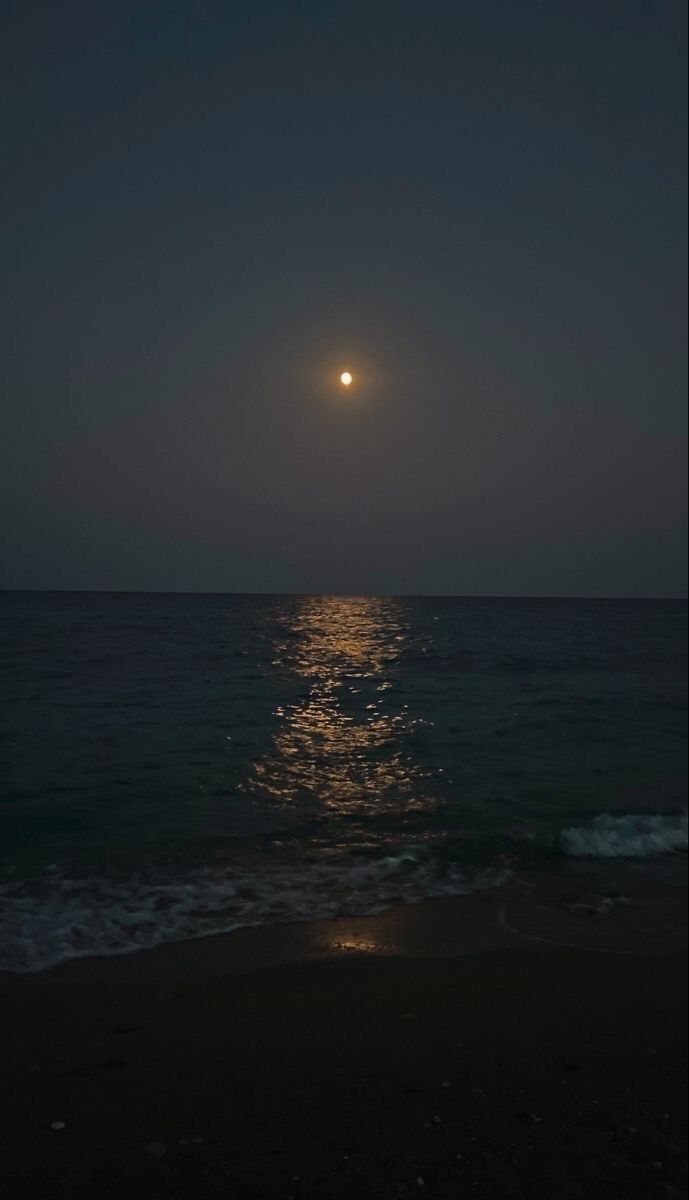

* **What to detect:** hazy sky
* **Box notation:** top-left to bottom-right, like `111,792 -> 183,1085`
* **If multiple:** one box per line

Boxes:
2,0 -> 687,595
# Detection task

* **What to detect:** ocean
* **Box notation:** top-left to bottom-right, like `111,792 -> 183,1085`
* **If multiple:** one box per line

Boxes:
1,592 -> 686,971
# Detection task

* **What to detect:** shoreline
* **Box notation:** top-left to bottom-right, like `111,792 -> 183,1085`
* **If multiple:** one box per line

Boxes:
2,852 -> 686,981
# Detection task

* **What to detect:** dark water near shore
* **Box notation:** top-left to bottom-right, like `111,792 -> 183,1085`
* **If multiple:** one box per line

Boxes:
1,592 -> 686,970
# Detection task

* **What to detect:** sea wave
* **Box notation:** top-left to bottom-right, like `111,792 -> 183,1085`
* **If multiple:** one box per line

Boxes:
0,853 -> 509,974
561,812 -> 688,858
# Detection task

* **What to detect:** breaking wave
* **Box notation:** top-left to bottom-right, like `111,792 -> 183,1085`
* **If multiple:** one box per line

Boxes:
0,852 -> 509,973
561,812 -> 687,858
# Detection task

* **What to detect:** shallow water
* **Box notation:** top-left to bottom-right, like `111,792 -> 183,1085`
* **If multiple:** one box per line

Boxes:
1,592 -> 686,969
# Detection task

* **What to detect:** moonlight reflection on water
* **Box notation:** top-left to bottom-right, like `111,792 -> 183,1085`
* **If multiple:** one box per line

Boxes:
244,596 -> 434,827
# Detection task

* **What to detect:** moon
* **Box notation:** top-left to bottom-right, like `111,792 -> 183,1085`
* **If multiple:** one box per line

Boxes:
340,371 -> 353,386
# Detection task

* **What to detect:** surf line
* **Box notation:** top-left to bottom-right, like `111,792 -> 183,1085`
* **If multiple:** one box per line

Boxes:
496,903 -> 642,957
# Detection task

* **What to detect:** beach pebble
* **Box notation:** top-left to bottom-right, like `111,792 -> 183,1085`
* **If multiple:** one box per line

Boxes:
50,1121 -> 66,1131
515,1110 -> 542,1124
145,1142 -> 167,1157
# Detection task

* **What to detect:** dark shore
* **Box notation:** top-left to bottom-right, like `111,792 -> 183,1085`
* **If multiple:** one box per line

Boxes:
1,885 -> 686,1200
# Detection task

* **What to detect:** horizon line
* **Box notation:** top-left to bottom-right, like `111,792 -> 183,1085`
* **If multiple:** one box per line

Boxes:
1,588 -> 687,602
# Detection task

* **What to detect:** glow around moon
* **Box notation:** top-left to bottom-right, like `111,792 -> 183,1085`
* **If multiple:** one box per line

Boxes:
340,371 -> 353,386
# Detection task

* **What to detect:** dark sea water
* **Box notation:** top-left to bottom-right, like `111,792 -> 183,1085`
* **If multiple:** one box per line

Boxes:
1,592 -> 686,971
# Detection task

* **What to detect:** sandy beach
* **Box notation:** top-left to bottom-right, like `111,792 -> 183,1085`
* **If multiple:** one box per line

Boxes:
2,885 -> 686,1200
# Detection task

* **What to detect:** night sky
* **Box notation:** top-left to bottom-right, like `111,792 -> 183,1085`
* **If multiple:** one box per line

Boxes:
2,1 -> 686,596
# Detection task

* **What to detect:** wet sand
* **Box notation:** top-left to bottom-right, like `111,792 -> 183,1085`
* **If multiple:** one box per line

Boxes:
1,889 -> 687,1199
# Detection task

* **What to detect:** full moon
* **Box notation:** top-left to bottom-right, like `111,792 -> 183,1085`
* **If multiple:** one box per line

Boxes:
340,371 -> 353,386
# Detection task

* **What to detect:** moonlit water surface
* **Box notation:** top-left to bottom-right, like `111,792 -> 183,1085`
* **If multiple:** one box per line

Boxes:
0,593 -> 686,969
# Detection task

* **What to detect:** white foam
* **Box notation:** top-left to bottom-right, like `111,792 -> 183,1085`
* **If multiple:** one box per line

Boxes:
561,812 -> 688,858
0,855 -> 509,973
